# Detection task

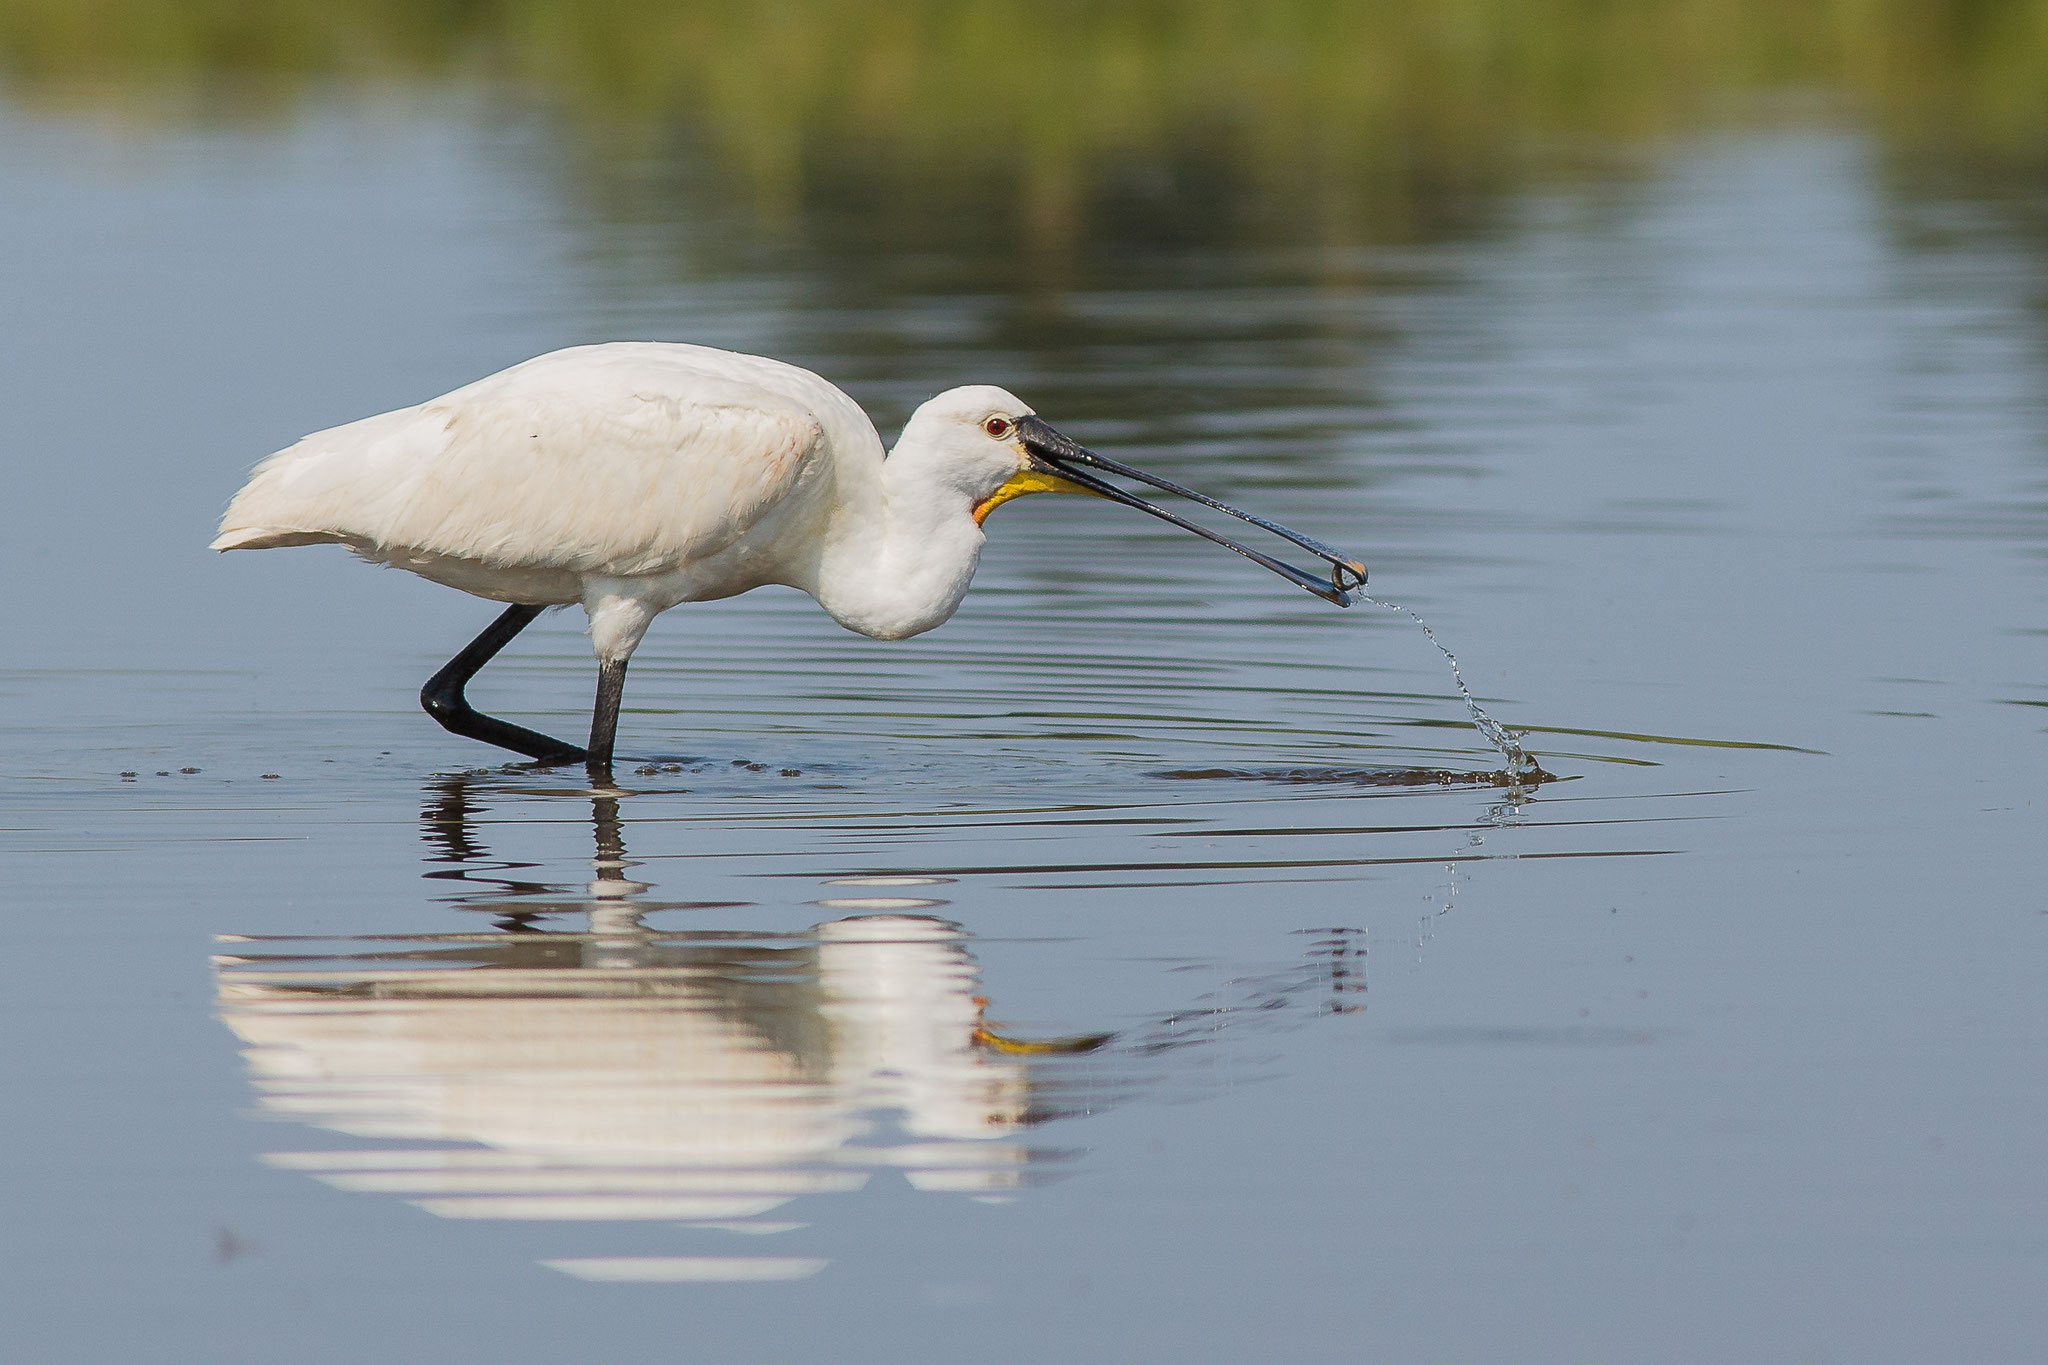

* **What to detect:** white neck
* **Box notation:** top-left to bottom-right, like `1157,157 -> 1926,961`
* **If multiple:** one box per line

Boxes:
806,449 -> 987,641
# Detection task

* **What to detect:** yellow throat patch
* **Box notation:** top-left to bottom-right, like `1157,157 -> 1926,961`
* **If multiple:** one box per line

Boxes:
972,469 -> 1090,525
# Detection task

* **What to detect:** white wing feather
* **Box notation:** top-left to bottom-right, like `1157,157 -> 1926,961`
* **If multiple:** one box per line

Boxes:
212,346 -> 845,579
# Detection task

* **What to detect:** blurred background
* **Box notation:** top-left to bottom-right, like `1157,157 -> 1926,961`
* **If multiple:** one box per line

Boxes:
4,4 -> 2045,166
7,1 -> 2046,282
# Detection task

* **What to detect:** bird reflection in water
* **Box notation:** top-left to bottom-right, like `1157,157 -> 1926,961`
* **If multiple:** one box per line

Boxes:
214,778 -> 1360,1282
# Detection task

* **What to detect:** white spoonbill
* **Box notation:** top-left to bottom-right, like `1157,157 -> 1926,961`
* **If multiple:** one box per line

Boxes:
214,342 -> 1366,775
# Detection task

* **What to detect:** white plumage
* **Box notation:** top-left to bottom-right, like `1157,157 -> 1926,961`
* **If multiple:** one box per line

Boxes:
215,341 -> 1363,773
218,344 -> 927,633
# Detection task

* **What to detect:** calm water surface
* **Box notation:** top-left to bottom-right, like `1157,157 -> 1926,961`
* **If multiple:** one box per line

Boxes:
2,95 -> 2046,1362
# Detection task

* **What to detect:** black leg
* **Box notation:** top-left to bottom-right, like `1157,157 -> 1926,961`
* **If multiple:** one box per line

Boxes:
420,603 -> 587,765
585,657 -> 628,779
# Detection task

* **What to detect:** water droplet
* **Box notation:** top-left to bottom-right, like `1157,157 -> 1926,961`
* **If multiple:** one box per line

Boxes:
1362,596 -> 1540,779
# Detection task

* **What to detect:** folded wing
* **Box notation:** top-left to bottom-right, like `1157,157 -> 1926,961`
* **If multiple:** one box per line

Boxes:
213,354 -> 831,580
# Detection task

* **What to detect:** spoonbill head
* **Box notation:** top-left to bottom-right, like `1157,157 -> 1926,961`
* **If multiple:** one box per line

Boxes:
213,343 -> 1366,778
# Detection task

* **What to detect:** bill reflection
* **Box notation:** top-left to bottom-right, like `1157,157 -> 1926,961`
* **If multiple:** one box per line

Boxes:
214,778 -> 1359,1282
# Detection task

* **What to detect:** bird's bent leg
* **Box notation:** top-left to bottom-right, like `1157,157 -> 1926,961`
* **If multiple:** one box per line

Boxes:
586,657 -> 628,779
420,603 -> 587,765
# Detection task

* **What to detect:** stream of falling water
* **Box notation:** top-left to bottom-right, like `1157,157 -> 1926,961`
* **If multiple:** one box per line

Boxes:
1361,596 -> 1542,779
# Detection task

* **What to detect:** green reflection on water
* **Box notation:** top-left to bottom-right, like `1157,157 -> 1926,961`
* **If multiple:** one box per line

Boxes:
4,1 -> 2045,247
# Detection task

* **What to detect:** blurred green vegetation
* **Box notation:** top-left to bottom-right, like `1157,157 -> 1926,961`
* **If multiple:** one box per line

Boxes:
3,1 -> 2045,245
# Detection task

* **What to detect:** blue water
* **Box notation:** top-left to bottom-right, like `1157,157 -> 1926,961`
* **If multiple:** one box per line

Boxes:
2,100 -> 2045,1362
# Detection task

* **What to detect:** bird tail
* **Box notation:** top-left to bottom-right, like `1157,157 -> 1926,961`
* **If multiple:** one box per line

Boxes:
212,404 -> 436,554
